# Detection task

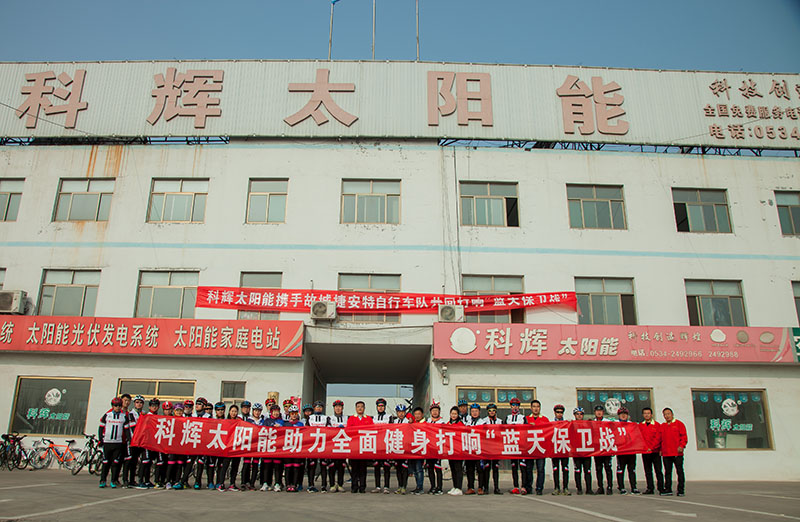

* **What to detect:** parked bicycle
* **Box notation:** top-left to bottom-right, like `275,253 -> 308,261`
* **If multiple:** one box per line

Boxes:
29,438 -> 81,471
1,433 -> 30,470
70,434 -> 102,476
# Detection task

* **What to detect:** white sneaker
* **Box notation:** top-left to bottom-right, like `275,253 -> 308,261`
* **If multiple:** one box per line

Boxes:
450,488 -> 463,496
273,484 -> 281,492
260,484 -> 269,492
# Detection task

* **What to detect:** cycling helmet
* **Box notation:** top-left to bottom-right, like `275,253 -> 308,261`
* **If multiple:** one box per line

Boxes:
458,399 -> 468,406
196,397 -> 207,405
265,398 -> 277,406
110,397 -> 123,407
573,407 -> 585,415
469,403 -> 481,410
173,403 -> 184,411
133,395 -> 145,402
333,400 -> 344,407
241,400 -> 252,407
183,400 -> 194,409
594,405 -> 605,411
486,403 -> 498,410
553,404 -> 565,413
618,407 -> 629,415
162,401 -> 173,410
509,398 -> 521,406
214,402 -> 225,410
376,398 -> 387,406
302,404 -> 313,412
395,404 -> 407,412
430,402 -> 441,411
313,400 -> 325,408
149,398 -> 161,406
288,405 -> 300,413
283,399 -> 293,407
269,404 -> 281,412
252,403 -> 263,410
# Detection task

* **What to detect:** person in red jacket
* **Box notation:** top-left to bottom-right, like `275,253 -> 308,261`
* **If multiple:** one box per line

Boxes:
640,407 -> 664,495
660,407 -> 687,496
347,401 -> 374,493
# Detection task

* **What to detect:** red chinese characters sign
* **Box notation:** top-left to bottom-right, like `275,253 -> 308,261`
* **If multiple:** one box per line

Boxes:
132,415 -> 649,459
195,287 -> 576,314
0,316 -> 303,358
434,323 -> 797,364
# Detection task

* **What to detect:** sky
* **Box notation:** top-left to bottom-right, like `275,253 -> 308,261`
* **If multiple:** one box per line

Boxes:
0,0 -> 798,73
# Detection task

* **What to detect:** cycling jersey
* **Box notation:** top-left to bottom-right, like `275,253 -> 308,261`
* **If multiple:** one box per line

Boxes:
329,414 -> 346,428
99,411 -> 130,444
307,413 -> 330,427
373,411 -> 392,424
505,412 -> 526,424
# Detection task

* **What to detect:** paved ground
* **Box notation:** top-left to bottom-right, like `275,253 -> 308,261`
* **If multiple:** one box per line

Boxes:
0,469 -> 798,521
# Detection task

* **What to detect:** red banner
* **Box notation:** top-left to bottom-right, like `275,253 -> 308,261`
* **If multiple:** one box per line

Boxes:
195,287 -> 577,314
132,415 -> 650,459
0,316 -> 303,358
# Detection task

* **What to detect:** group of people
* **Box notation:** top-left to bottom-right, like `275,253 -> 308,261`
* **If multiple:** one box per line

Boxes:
97,394 -> 688,497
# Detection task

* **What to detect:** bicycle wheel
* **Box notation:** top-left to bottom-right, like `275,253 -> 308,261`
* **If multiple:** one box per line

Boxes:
15,447 -> 29,470
8,445 -> 23,471
29,448 -> 52,470
64,449 -> 82,471
71,449 -> 89,475
88,450 -> 103,475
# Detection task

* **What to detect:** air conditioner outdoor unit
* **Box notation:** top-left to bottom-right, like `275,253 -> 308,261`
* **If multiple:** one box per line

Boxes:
438,304 -> 465,323
0,290 -> 27,314
310,301 -> 337,320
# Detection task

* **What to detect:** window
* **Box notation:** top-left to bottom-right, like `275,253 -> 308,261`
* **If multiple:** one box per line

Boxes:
341,180 -> 400,224
575,277 -> 637,325
463,275 -> 524,323
460,182 -> 519,227
686,280 -> 746,327
238,272 -> 282,320
247,179 -> 288,223
692,389 -> 772,450
135,271 -> 198,318
577,388 -> 652,423
567,184 -> 626,230
221,381 -> 246,408
10,377 -> 91,436
793,282 -> 800,324
118,379 -> 195,402
147,179 -> 208,223
38,270 -> 100,317
0,179 -> 23,221
0,268 -> 4,289
776,191 -> 800,236
672,188 -> 732,233
457,387 -> 535,420
54,179 -> 114,222
338,273 -> 401,323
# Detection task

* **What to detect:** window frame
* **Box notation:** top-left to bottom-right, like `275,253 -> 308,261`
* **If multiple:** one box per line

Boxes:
38,269 -> 101,317
337,273 -> 401,323
117,378 -> 196,403
147,178 -> 208,224
685,279 -> 747,327
340,179 -> 401,225
134,270 -> 198,319
691,388 -> 774,451
0,268 -> 5,290
221,381 -> 247,409
246,178 -> 288,224
575,277 -> 638,325
0,178 -> 24,222
793,281 -> 800,325
53,178 -> 115,222
672,188 -> 732,233
237,272 -> 282,320
462,274 -> 525,323
566,184 -> 627,230
459,181 -> 519,227
775,190 -> 800,236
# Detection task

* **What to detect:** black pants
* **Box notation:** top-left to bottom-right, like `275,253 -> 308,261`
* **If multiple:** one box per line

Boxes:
215,457 -> 229,487
480,460 -> 500,492
594,456 -> 613,489
100,443 -> 124,484
206,456 -> 218,486
552,457 -> 570,490
616,454 -> 637,490
373,460 -> 391,488
350,459 -> 368,492
154,452 -> 166,484
449,460 -> 464,490
284,458 -> 303,488
663,455 -> 685,494
523,458 -> 545,493
229,457 -> 240,486
511,459 -> 522,488
426,459 -> 443,491
394,460 -> 408,488
573,457 -> 592,492
264,459 -> 284,487
465,460 -> 479,490
642,452 -> 664,492
307,459 -> 322,488
328,459 -> 345,487
137,448 -> 153,484
126,445 -> 141,484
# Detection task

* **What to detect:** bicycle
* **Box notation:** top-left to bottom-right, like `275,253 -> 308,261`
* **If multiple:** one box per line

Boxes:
1,433 -> 30,471
71,434 -> 103,476
29,438 -> 81,471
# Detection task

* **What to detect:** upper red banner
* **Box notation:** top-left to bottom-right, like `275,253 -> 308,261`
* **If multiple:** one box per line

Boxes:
433,323 -> 797,364
132,415 -> 650,460
195,287 -> 577,314
0,316 -> 304,358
